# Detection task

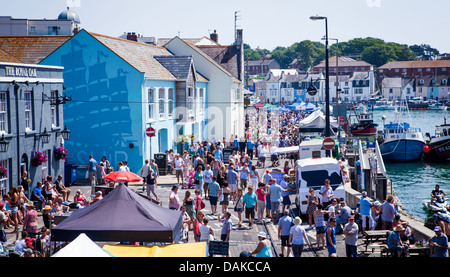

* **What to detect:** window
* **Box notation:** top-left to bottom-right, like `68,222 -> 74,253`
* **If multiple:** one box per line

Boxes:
29,26 -> 36,33
168,88 -> 174,118
0,92 -> 8,133
41,150 -> 50,180
51,91 -> 59,127
389,89 -> 393,94
426,68 -> 431,72
148,88 -> 155,120
158,88 -> 165,119
187,88 -> 194,117
199,88 -> 204,114
0,159 -> 9,193
235,89 -> 241,102
24,91 -> 33,130
48,26 -> 59,35
395,69 -> 399,73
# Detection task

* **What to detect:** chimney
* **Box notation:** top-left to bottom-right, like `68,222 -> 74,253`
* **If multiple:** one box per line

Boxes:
210,30 -> 218,43
126,32 -> 138,41
235,29 -> 243,49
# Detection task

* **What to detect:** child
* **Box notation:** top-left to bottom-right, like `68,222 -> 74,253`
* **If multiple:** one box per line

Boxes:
234,188 -> 244,228
194,189 -> 204,213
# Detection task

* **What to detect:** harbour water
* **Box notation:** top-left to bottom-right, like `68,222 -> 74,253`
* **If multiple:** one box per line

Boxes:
371,108 -> 450,219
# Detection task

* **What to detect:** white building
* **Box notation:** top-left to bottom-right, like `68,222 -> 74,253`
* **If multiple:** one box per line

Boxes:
265,69 -> 299,104
336,71 -> 375,102
381,77 -> 415,101
0,7 -> 81,36
164,35 -> 245,140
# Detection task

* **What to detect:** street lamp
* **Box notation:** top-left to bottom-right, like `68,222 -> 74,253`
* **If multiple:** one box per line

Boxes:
323,36 -> 341,141
310,15 -> 331,157
0,134 -> 9,152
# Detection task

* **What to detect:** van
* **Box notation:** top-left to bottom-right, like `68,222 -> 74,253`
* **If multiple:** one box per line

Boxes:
294,157 -> 346,217
299,139 -> 326,159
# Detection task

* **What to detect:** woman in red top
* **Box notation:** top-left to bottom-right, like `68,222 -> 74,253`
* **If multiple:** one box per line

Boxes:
73,190 -> 86,203
256,182 -> 267,222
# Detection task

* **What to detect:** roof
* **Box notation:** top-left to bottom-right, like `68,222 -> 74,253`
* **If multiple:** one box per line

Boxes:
246,59 -> 277,66
197,45 -> 242,80
157,36 -> 219,47
314,56 -> 372,68
0,48 -> 23,63
89,32 -> 176,80
382,77 -> 411,88
0,35 -> 71,64
378,60 -> 450,69
154,55 -> 195,80
166,37 -> 235,79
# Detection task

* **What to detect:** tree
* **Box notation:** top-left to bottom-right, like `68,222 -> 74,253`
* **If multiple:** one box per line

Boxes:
409,44 -> 439,60
361,44 -> 397,67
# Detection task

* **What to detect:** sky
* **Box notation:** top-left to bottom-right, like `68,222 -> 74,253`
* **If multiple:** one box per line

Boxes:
3,0 -> 450,53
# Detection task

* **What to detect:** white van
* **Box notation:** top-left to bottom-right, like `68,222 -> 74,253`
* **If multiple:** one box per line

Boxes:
299,139 -> 326,159
295,157 -> 346,216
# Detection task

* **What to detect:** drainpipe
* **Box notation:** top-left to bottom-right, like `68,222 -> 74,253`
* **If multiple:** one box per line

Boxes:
14,83 -> 21,190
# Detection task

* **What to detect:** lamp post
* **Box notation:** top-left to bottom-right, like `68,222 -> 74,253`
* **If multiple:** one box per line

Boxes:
324,37 -> 341,142
311,15 -> 331,157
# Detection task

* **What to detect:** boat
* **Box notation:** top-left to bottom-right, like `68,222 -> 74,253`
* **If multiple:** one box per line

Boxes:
422,196 -> 450,214
378,122 -> 425,162
377,95 -> 426,162
407,97 -> 429,110
428,99 -> 446,110
423,117 -> 450,162
348,105 -> 378,136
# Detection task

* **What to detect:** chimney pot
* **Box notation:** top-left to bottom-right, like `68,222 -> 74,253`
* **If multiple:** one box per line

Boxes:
210,30 -> 218,43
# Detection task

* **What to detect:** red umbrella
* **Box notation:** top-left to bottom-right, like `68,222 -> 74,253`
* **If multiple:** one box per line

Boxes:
103,171 -> 143,182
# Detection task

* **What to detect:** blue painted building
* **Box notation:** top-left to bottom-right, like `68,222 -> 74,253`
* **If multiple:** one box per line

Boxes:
41,30 -> 207,173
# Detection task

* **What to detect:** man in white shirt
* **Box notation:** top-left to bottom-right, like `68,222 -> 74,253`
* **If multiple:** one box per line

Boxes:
174,154 -> 184,186
203,165 -> 213,199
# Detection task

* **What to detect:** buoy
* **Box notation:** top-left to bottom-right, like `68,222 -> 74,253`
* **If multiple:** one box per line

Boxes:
423,145 -> 430,153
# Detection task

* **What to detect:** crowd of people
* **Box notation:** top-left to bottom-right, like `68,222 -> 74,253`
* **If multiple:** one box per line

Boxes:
2,106 -> 447,258
0,170 -> 94,257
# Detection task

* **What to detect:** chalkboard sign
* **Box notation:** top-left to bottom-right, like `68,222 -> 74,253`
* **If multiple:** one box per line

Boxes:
222,148 -> 234,164
208,240 -> 229,255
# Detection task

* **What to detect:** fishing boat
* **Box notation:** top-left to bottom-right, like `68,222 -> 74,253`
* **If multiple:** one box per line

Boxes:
377,95 -> 425,162
348,105 -> 378,136
407,97 -> 429,110
423,117 -> 450,162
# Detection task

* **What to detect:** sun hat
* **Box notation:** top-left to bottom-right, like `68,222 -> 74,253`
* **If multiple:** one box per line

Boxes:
43,205 -> 52,211
294,216 -> 302,225
374,201 -> 381,206
434,226 -> 442,232
257,232 -> 267,239
394,225 -> 405,232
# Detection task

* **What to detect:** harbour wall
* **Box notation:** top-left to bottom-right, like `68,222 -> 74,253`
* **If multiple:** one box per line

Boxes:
344,184 -> 435,241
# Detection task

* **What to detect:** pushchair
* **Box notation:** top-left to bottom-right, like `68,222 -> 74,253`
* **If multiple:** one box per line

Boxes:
271,153 -> 279,167
182,171 -> 195,189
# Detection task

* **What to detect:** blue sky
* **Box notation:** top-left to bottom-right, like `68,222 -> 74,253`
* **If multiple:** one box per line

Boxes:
3,0 -> 450,53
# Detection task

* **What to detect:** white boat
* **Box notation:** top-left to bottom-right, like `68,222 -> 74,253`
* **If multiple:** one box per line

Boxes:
428,99 -> 446,110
